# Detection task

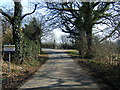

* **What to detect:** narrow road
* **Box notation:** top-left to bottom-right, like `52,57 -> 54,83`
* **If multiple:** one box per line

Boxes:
20,49 -> 101,90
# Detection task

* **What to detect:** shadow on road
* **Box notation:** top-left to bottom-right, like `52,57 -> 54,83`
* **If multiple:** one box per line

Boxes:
20,49 -> 102,90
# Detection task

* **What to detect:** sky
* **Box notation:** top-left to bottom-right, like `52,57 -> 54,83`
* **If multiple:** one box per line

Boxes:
53,29 -> 69,43
0,0 -> 118,43
0,0 -> 68,43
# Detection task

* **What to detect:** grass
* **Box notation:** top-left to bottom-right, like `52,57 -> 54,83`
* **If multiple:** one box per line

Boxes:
3,52 -> 48,74
66,50 -> 120,90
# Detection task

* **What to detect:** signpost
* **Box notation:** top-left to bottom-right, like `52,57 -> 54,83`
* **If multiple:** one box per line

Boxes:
4,45 -> 15,52
3,45 -> 15,72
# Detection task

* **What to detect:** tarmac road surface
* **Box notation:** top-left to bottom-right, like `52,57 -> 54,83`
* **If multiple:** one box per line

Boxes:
20,49 -> 102,90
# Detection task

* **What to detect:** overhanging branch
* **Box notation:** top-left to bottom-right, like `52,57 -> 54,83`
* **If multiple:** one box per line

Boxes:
100,29 -> 116,42
46,3 -> 79,12
48,7 -> 79,12
0,9 -> 12,22
21,4 -> 37,20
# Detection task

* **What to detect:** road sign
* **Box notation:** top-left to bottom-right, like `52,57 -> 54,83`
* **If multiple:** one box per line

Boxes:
3,45 -> 15,52
3,45 -> 15,72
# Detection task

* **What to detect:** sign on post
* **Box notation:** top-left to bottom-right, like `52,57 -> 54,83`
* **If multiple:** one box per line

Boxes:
4,45 -> 15,52
3,45 -> 15,72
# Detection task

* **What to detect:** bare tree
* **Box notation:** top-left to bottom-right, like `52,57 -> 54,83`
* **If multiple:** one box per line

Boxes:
42,2 -> 115,59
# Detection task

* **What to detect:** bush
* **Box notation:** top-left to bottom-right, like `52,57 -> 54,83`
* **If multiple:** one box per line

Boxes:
2,29 -> 41,64
93,40 -> 119,65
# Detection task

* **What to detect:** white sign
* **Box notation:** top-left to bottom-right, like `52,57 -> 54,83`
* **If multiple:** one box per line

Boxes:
4,45 -> 15,52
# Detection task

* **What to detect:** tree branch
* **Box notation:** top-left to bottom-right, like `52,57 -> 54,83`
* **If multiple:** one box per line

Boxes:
60,27 -> 79,36
48,7 -> 79,12
0,9 -> 12,22
100,29 -> 116,42
46,3 -> 79,12
93,21 -> 109,25
93,2 -> 100,8
21,4 -> 37,20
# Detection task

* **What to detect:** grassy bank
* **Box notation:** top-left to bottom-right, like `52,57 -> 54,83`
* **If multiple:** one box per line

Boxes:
2,52 -> 48,89
66,50 -> 120,90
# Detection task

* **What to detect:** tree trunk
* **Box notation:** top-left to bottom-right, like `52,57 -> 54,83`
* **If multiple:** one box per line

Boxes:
12,2 -> 22,63
0,1 -> 37,64
39,35 -> 42,54
83,2 -> 93,59
78,29 -> 86,58
85,29 -> 93,59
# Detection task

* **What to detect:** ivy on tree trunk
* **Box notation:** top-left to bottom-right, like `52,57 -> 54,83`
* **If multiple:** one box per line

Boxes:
0,1 -> 37,64
12,2 -> 22,62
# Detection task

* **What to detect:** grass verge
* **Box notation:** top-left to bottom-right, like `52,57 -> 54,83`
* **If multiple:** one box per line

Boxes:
1,51 -> 48,89
65,50 -> 120,90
